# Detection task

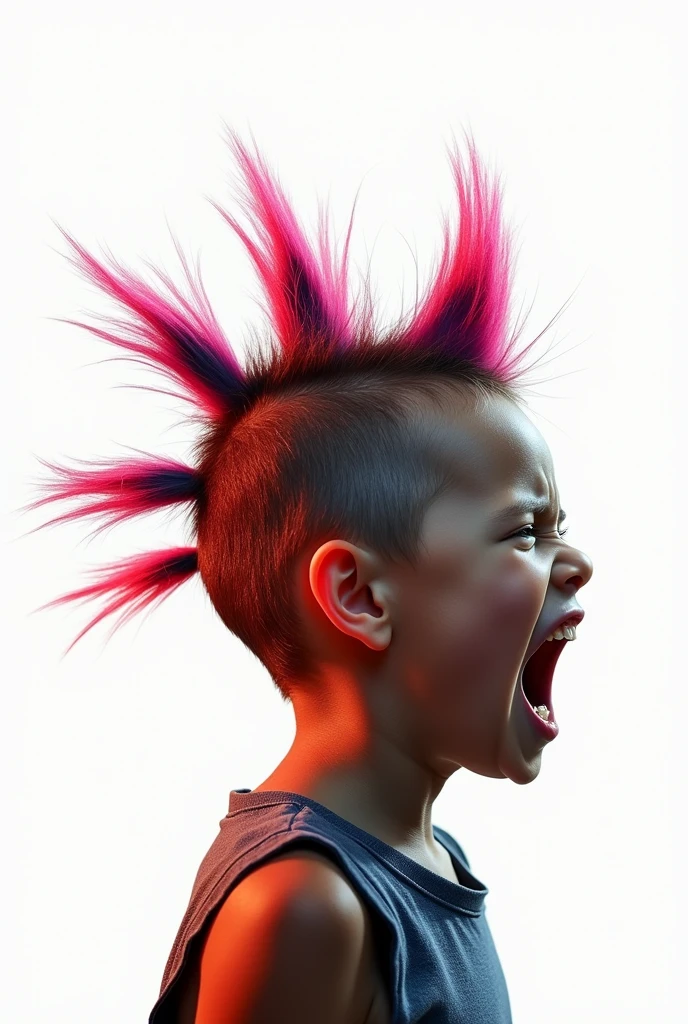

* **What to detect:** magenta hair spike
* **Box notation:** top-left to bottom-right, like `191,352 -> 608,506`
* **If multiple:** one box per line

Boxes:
204,124 -> 358,351
34,548 -> 199,655
21,449 -> 201,537
45,223 -> 248,421
397,127 -> 539,383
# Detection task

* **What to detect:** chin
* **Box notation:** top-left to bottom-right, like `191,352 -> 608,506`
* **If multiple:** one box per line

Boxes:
464,761 -> 541,784
454,748 -> 518,781
468,763 -> 509,781
441,726 -> 544,784
497,747 -> 544,785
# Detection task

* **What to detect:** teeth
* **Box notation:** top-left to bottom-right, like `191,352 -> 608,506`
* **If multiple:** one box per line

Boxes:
545,623 -> 577,642
533,704 -> 550,720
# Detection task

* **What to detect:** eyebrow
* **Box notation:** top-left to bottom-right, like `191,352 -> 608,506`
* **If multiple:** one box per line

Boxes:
489,498 -> 567,525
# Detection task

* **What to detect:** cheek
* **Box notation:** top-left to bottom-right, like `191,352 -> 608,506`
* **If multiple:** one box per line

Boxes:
393,548 -> 545,671
482,560 -> 544,640
444,561 -> 544,665
395,559 -> 546,753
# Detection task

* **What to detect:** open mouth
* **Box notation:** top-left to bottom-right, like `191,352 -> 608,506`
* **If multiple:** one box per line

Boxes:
520,637 -> 569,731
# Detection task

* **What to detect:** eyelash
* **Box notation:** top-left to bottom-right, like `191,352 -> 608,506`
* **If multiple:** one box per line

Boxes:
513,525 -> 569,541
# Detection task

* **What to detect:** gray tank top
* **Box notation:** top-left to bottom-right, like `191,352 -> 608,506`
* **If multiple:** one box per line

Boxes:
148,788 -> 512,1023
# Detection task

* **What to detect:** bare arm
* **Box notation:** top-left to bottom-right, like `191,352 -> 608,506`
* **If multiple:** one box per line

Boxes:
192,848 -> 378,1024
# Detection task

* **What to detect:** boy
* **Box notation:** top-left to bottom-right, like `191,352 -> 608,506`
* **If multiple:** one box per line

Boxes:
28,126 -> 593,1023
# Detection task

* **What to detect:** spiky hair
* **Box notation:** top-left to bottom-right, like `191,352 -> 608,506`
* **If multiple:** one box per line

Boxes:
24,125 -> 572,699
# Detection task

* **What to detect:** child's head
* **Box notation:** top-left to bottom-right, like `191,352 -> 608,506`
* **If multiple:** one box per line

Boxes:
27,126 -> 592,784
284,385 -> 592,786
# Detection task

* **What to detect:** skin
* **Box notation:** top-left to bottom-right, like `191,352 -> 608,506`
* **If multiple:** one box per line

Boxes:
182,389 -> 595,1023
254,389 -> 594,868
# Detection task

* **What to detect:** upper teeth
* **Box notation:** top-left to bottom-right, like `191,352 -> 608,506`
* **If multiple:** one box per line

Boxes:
546,622 -> 577,642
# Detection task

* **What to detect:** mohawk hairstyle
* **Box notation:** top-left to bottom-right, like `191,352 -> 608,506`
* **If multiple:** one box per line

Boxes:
24,124 -> 575,699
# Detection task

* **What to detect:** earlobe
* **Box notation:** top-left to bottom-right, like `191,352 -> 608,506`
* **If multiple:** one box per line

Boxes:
308,541 -> 393,652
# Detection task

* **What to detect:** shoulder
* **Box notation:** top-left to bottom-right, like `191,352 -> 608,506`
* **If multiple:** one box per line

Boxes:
228,844 -> 368,918
193,845 -> 379,1024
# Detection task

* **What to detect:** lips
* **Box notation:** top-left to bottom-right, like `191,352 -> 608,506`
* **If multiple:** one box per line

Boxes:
522,607 -> 585,666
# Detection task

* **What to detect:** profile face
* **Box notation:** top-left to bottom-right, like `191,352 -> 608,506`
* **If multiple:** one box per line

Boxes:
384,391 -> 594,785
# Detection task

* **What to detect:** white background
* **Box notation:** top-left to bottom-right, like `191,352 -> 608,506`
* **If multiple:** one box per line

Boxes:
3,3 -> 685,1021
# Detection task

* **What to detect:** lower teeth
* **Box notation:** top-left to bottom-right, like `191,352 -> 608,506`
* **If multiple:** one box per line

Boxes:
533,704 -> 550,721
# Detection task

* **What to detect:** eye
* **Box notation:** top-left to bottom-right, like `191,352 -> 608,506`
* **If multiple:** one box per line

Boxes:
512,524 -> 569,542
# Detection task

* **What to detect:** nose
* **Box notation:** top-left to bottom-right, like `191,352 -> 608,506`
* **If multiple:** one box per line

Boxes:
567,546 -> 593,589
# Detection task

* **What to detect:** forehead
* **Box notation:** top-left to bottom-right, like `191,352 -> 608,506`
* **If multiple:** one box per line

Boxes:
420,391 -> 556,502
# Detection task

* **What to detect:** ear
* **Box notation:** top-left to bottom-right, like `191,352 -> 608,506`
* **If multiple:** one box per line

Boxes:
308,540 -> 393,652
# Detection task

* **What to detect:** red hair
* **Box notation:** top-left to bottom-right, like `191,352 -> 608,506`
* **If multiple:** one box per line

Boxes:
23,125 -> 573,696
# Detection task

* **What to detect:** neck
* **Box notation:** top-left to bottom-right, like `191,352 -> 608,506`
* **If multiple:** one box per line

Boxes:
254,683 -> 452,858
